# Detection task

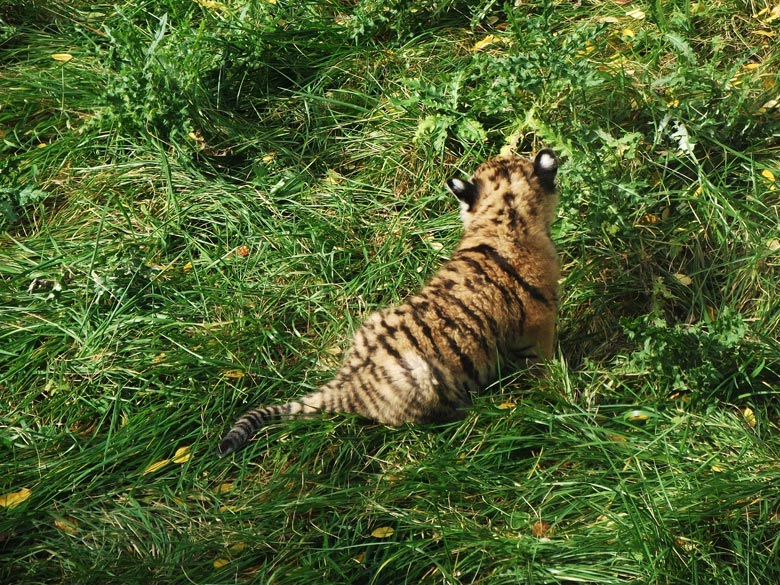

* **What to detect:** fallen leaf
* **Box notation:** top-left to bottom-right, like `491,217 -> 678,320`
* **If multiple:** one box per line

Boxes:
626,9 -> 646,19
54,517 -> 79,535
531,520 -> 551,537
213,558 -> 230,569
758,4 -> 780,23
639,213 -> 659,224
497,401 -> 516,410
371,526 -> 395,538
0,488 -> 31,509
215,482 -> 234,494
743,406 -> 757,428
172,446 -> 191,464
143,459 -> 170,475
761,169 -> 775,182
218,505 -> 247,513
51,53 -> 73,62
324,170 -> 343,185
676,536 -> 699,551
195,0 -> 227,9
673,273 -> 693,286
471,34 -> 501,52
352,551 -> 366,564
222,369 -> 245,379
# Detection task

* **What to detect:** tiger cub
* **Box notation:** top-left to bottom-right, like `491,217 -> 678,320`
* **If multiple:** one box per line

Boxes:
218,149 -> 560,457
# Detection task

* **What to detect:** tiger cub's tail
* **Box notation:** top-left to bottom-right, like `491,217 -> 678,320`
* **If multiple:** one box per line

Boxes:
217,387 -> 339,457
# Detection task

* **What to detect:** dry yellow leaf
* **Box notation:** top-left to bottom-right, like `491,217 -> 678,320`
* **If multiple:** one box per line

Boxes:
213,558 -> 230,569
761,169 -> 776,182
371,526 -> 395,538
673,273 -> 693,286
497,401 -> 516,409
172,446 -> 191,464
759,4 -> 780,23
51,53 -> 73,62
626,9 -> 646,20
531,519 -> 552,537
228,542 -> 247,553
352,551 -> 366,564
182,261 -> 193,273
640,213 -> 659,224
577,42 -> 595,56
758,97 -> 780,114
0,487 -> 31,509
471,34 -> 500,52
218,505 -> 247,513
54,517 -> 79,535
222,369 -> 245,379
622,28 -> 636,38
195,0 -> 227,10
711,464 -> 725,472
743,406 -> 757,428
215,482 -> 234,494
142,459 -> 170,475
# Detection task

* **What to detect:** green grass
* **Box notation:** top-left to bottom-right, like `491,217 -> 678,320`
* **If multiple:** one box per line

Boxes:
2,0 -> 780,583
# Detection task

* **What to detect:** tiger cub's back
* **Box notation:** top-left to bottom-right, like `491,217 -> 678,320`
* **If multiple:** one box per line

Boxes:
218,149 -> 560,457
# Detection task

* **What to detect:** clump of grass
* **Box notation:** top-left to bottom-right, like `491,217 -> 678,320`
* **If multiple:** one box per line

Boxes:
2,1 -> 779,583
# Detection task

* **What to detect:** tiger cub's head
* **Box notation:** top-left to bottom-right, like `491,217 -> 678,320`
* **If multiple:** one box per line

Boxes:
446,149 -> 558,233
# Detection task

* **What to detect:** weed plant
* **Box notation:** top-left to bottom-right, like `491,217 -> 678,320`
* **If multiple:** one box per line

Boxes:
1,0 -> 779,583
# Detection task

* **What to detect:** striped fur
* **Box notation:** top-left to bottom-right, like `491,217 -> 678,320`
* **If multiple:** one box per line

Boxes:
218,149 -> 560,457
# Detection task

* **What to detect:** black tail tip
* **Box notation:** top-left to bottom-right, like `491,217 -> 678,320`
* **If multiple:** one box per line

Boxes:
217,437 -> 237,458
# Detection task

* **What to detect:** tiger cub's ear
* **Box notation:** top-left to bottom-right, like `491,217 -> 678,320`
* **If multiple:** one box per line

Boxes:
533,149 -> 558,191
446,177 -> 478,211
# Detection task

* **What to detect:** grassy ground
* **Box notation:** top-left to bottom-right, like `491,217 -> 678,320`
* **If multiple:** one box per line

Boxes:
2,0 -> 780,583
